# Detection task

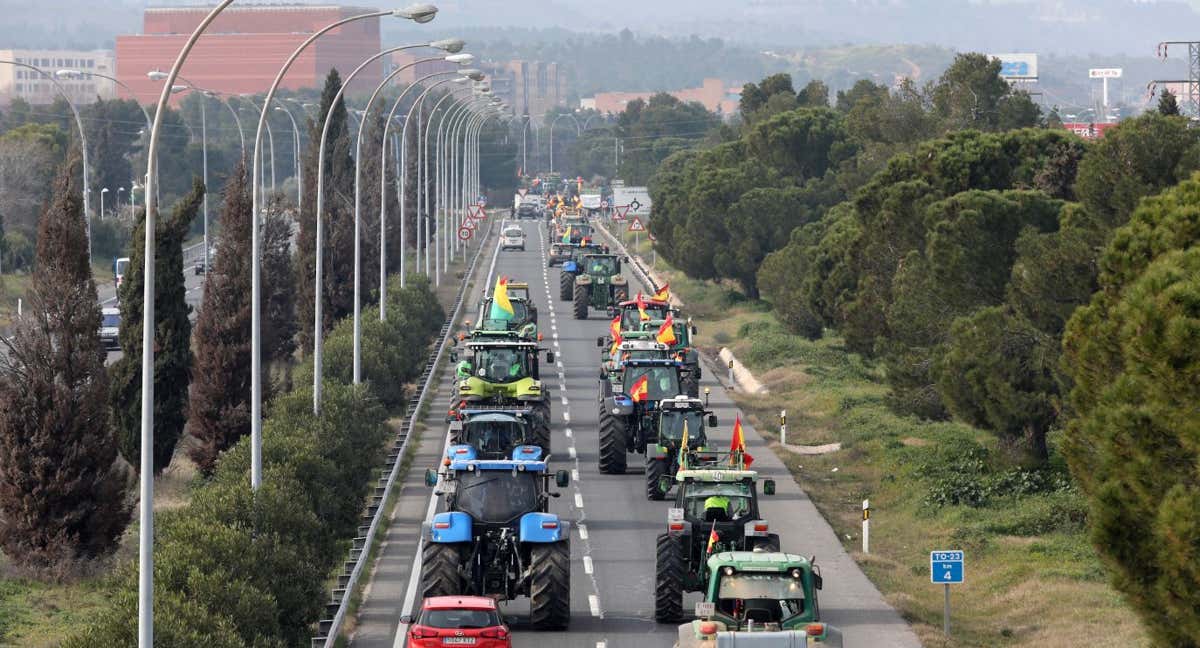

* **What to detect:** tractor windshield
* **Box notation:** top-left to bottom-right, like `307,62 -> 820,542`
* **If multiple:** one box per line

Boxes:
623,365 -> 680,401
682,482 -> 753,521
716,572 -> 806,622
480,299 -> 529,327
462,419 -> 527,455
473,347 -> 531,383
456,470 -> 540,524
660,411 -> 706,443
622,304 -> 670,329
585,256 -> 618,276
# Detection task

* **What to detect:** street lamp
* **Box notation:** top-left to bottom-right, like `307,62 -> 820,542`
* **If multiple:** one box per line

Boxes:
139,5 -> 235,644
274,104 -> 303,208
117,187 -> 125,218
548,111 -> 582,174
249,3 -> 443,484
349,47 -> 470,384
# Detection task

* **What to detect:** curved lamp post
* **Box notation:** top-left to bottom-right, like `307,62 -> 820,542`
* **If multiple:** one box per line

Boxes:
274,103 -> 303,207
548,111 -> 582,175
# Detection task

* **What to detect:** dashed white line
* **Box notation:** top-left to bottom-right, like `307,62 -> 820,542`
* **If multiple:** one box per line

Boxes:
596,642 -> 607,648
588,594 -> 602,618
578,523 -> 588,540
571,468 -> 580,482
568,446 -> 577,459
563,412 -> 571,423
561,396 -> 569,406
583,555 -> 594,574
564,427 -> 573,438
574,493 -> 585,508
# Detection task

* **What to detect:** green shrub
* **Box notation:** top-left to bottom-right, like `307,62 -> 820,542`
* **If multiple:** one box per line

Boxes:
59,587 -> 247,648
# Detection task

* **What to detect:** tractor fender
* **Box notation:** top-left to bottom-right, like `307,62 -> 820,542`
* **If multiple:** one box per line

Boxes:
446,444 -> 478,461
611,275 -> 628,286
519,512 -> 571,543
562,260 -> 579,273
575,274 -> 593,286
606,394 -> 635,417
512,445 -> 544,461
428,512 -> 472,543
649,445 -> 669,460
667,508 -> 692,537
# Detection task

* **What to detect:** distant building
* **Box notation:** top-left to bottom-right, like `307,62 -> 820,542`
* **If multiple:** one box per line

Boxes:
115,5 -> 381,105
479,60 -> 568,116
0,49 -> 116,105
388,50 -> 458,87
588,78 -> 741,116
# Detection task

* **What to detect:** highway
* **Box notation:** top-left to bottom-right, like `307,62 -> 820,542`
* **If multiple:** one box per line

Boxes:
351,219 -> 922,648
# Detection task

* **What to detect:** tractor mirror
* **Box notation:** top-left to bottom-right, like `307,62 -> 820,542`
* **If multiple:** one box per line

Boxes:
596,336 -> 605,347
424,469 -> 438,488
400,614 -> 414,625
813,573 -> 823,590
449,351 -> 458,362
657,475 -> 672,494
707,414 -> 718,427
692,325 -> 699,335
763,479 -> 776,496
555,469 -> 570,488
546,351 -> 555,363
623,256 -> 630,263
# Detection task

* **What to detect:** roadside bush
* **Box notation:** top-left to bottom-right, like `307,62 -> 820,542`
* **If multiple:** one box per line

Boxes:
60,588 -> 246,648
90,218 -> 132,263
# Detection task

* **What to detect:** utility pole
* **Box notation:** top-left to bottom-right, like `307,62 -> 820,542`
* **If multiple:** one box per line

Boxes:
1154,41 -> 1200,117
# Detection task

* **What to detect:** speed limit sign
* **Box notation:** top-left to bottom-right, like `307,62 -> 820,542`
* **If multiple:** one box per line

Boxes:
458,226 -> 472,241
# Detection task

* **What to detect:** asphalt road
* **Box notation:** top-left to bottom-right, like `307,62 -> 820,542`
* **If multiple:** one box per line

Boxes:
97,258 -> 208,365
351,220 -> 922,648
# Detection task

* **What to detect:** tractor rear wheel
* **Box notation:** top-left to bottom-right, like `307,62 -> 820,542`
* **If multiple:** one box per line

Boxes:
655,532 -> 685,623
529,540 -> 571,630
559,271 -> 574,301
573,284 -> 589,320
614,286 -> 628,303
598,407 -> 627,474
421,542 -> 465,599
531,416 -> 552,453
646,456 -> 669,500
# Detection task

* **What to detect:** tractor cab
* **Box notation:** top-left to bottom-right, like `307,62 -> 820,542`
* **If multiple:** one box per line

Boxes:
677,552 -> 842,647
571,254 -> 629,320
451,332 -> 554,446
618,298 -> 674,331
640,317 -> 702,397
446,410 -> 543,461
476,294 -> 538,337
644,395 -> 720,500
600,340 -> 673,374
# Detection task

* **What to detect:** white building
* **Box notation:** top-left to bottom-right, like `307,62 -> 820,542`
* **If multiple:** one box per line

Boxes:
0,49 -> 116,105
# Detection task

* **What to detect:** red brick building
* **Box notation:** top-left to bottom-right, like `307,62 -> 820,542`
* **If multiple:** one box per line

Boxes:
116,5 -> 381,104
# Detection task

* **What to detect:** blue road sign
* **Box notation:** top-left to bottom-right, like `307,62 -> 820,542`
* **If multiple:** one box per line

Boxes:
930,550 -> 964,584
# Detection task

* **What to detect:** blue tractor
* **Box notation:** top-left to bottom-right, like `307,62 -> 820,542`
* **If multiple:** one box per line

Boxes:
597,357 -> 685,474
421,453 -> 572,629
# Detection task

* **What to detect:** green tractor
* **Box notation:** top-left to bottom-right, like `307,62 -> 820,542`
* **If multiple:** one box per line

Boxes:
476,284 -> 539,339
597,357 -> 686,474
654,462 -> 779,622
558,243 -> 610,299
573,254 -> 629,319
598,339 -> 673,376
676,552 -> 842,647
641,317 -> 702,397
645,394 -> 719,501
451,331 -> 555,446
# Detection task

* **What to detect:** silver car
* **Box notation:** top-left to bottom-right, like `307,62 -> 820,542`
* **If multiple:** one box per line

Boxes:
501,226 -> 526,251
99,307 -> 121,350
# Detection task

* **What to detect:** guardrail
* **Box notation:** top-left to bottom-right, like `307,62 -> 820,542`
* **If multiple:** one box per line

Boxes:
312,216 -> 497,648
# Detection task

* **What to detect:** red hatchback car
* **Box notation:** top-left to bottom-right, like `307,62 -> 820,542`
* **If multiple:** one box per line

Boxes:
402,596 -> 512,647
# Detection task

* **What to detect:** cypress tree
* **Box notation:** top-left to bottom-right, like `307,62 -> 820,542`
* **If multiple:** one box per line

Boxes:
0,151 -> 131,568
187,163 -> 251,472
262,197 -> 297,367
1157,89 -> 1180,116
109,179 -> 203,474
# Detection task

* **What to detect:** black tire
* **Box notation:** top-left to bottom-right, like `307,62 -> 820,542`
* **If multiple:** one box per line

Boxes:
655,532 -> 685,623
529,540 -> 571,630
559,272 -> 574,301
681,372 -> 700,399
531,416 -> 551,453
750,533 -> 781,553
421,542 -> 465,599
573,284 -> 589,320
646,456 -> 669,500
598,407 -> 627,474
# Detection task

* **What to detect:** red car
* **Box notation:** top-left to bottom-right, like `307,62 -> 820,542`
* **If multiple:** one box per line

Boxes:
402,596 -> 512,647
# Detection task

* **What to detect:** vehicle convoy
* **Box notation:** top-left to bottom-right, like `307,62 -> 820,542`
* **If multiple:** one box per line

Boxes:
597,357 -> 685,474
557,243 -> 610,298
675,552 -> 842,647
645,395 -> 719,501
401,595 -> 513,648
452,331 -> 554,441
655,462 -> 780,622
617,295 -> 675,332
421,457 -> 572,630
572,254 -> 629,319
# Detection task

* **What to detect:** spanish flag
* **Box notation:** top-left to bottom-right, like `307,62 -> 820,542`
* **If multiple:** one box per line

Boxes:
610,315 -> 622,342
730,415 -> 754,467
705,521 -> 719,555
637,292 -> 650,321
652,283 -> 670,302
630,374 -> 649,403
656,315 -> 677,345
561,225 -> 572,243
489,276 -> 515,320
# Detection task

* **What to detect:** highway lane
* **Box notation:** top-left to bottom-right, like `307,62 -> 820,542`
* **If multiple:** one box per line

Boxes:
98,251 -> 207,365
351,219 -> 921,648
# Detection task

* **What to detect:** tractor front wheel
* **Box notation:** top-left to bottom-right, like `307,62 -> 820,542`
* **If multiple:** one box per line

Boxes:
598,407 -> 627,474
655,532 -> 685,623
421,542 -> 466,599
529,540 -> 571,630
646,456 -> 669,500
573,284 -> 589,320
559,271 -> 574,301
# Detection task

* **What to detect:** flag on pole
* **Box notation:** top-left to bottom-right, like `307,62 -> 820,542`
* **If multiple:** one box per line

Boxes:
652,283 -> 670,302
656,314 -> 677,345
630,374 -> 649,402
489,276 -> 515,321
730,415 -> 754,467
678,418 -> 691,469
561,225 -> 572,243
637,292 -> 650,321
706,521 -> 719,555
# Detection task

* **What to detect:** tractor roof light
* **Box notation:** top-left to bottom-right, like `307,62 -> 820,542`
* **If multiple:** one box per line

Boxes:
722,566 -> 735,576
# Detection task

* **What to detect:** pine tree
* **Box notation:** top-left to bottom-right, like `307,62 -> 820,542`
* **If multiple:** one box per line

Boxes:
1157,88 -> 1181,116
109,179 -> 203,475
186,163 -> 251,472
262,197 -> 297,367
296,69 -> 356,353
0,151 -> 131,568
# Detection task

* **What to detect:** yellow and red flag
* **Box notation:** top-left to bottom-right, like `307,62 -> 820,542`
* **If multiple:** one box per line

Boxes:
652,283 -> 670,302
637,292 -> 650,321
656,315 -> 677,345
610,315 -> 622,341
705,521 -> 719,555
730,415 -> 754,467
562,225 -> 573,243
630,374 -> 649,402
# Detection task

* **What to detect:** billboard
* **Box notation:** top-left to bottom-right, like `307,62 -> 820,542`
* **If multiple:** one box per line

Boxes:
991,53 -> 1039,81
1062,122 -> 1118,139
1089,68 -> 1123,79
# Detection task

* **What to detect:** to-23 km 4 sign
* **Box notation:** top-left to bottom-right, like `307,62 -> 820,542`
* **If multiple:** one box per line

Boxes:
930,550 -> 964,584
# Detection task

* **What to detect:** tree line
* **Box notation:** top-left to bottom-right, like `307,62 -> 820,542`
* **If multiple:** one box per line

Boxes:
647,53 -> 1200,644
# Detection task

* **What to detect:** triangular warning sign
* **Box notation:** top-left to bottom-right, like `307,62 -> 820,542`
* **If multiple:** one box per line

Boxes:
628,217 -> 645,232
517,188 -> 528,197
613,205 -> 629,221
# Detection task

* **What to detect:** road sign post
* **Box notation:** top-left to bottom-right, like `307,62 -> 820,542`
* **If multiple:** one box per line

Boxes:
862,499 -> 870,554
930,550 -> 964,637
779,409 -> 787,445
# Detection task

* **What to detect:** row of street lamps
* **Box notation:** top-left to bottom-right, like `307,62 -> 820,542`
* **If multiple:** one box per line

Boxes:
136,4 -> 511,646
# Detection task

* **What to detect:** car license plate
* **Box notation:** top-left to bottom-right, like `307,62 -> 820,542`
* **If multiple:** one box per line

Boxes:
442,638 -> 476,645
